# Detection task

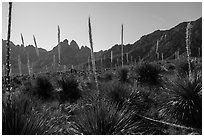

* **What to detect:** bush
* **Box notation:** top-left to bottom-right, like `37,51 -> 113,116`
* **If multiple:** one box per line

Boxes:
72,94 -> 168,135
104,71 -> 113,81
33,76 -> 54,100
118,67 -> 129,82
72,97 -> 139,135
126,88 -> 154,115
158,71 -> 202,129
100,82 -> 131,108
58,76 -> 81,103
136,62 -> 162,88
2,93 -> 51,135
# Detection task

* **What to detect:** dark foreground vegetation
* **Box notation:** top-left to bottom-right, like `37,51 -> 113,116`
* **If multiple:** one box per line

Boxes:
2,58 -> 202,135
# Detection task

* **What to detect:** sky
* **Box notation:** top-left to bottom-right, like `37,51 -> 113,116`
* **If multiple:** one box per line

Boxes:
2,2 -> 202,52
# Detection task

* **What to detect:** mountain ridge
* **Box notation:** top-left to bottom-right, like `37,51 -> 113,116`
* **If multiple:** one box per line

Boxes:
2,17 -> 202,74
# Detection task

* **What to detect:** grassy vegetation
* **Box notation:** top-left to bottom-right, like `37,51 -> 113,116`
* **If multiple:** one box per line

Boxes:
2,58 -> 202,135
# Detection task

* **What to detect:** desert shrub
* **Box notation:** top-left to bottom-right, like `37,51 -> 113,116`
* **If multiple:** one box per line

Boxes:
104,71 -> 113,81
126,88 -> 154,115
118,67 -> 129,82
72,97 -> 138,135
100,82 -> 131,108
72,94 -> 167,135
2,93 -> 51,135
58,76 -> 81,103
136,62 -> 162,88
33,76 -> 54,100
158,71 -> 202,129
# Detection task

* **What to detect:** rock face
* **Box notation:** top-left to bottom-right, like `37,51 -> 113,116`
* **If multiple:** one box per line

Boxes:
2,38 -> 91,74
2,17 -> 202,74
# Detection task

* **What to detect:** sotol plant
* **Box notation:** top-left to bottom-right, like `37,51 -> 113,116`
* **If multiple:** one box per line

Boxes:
136,62 -> 162,88
158,71 -> 202,129
33,76 -> 54,100
2,93 -> 51,135
57,76 -> 81,103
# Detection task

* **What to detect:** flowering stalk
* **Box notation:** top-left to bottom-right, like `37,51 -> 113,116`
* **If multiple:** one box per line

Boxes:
101,57 -> 103,69
111,50 -> 113,68
18,55 -> 22,76
21,33 -> 25,51
33,35 -> 39,57
6,2 -> 12,94
186,22 -> 192,80
156,39 -> 159,60
121,24 -> 124,68
58,25 -> 61,66
131,56 -> 133,65
126,52 -> 128,64
27,52 -> 31,76
53,54 -> 56,71
88,17 -> 99,92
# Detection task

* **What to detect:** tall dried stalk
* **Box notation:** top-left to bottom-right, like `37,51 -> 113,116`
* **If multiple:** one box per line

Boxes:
126,52 -> 128,64
20,33 -> 25,51
53,54 -> 56,71
6,2 -> 12,94
33,35 -> 39,57
131,56 -> 133,65
88,17 -> 99,92
100,57 -> 103,69
27,52 -> 31,76
186,22 -> 192,80
121,24 -> 124,68
18,55 -> 22,76
156,39 -> 159,60
58,25 -> 61,66
111,50 -> 113,68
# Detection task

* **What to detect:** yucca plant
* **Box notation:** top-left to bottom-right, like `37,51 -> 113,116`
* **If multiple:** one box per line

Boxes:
118,67 -> 129,82
71,96 -> 139,135
100,81 -> 131,108
2,93 -> 51,135
58,76 -> 81,103
103,71 -> 113,81
72,93 -> 168,135
126,87 -> 154,115
135,62 -> 163,88
33,76 -> 54,100
158,71 -> 202,129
